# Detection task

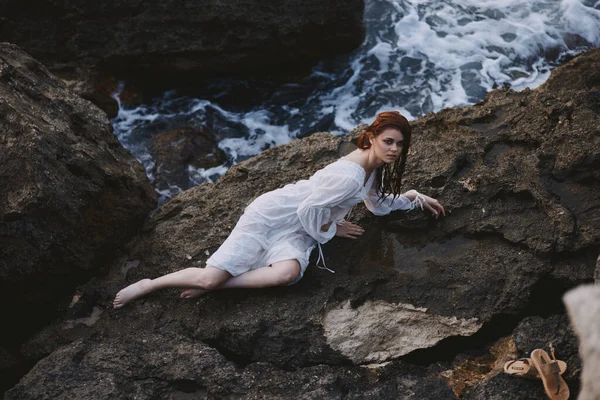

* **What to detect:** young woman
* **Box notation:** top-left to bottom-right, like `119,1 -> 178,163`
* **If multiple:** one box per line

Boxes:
113,111 -> 445,308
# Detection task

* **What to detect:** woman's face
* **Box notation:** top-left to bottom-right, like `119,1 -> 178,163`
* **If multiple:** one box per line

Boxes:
371,128 -> 404,164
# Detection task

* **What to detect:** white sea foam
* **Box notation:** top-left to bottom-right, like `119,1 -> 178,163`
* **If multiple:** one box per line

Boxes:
111,0 -> 600,198
188,164 -> 229,186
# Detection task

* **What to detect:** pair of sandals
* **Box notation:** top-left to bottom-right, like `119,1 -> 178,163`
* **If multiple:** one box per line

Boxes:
504,345 -> 570,400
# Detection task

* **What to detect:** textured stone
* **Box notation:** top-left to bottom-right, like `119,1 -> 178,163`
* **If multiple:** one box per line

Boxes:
323,300 -> 482,363
511,314 -> 581,386
0,43 -> 156,365
150,127 -> 226,195
5,334 -> 454,400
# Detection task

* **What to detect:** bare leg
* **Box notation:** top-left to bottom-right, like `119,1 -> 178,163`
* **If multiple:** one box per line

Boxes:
180,260 -> 300,299
113,266 -> 231,308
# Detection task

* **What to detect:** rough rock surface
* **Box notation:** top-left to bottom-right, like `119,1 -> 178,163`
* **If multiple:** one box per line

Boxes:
6,50 -> 600,398
323,300 -> 482,363
150,127 -> 226,195
6,334 -> 454,400
0,0 -> 365,88
0,42 -> 156,384
512,315 -> 581,386
462,314 -> 580,399
564,284 -> 600,400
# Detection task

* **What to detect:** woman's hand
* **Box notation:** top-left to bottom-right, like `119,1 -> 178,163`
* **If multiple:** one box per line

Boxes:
335,221 -> 365,239
419,193 -> 446,219
403,190 -> 446,219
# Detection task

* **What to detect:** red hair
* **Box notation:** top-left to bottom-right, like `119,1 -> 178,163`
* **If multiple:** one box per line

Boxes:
358,111 -> 412,201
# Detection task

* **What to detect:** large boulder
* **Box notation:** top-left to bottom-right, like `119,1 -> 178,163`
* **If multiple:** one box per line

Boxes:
6,50 -> 600,398
0,0 -> 365,90
0,42 -> 156,387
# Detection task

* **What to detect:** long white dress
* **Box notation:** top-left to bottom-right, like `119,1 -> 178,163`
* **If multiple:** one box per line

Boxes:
206,158 -> 421,284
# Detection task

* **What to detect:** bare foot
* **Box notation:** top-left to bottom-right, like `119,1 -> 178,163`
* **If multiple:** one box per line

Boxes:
113,279 -> 153,308
180,288 -> 208,299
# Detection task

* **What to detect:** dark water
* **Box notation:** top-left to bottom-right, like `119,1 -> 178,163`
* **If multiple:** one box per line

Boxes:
111,0 -> 600,201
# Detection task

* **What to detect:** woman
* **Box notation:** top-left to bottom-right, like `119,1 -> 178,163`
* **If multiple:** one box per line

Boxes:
113,111 -> 445,308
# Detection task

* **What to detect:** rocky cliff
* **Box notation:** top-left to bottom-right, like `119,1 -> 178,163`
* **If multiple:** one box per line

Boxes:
4,49 -> 600,398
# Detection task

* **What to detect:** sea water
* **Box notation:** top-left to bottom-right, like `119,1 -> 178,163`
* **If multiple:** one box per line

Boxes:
111,0 -> 600,202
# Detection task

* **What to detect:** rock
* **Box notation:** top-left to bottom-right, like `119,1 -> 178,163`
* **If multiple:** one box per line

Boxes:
61,71 -> 142,119
323,300 -> 482,363
462,373 -> 548,400
0,347 -> 22,395
5,334 -> 455,399
150,127 -> 227,197
540,50 -> 600,99
462,314 -> 580,399
441,336 -> 519,398
0,44 -> 156,351
0,0 -> 366,90
564,284 -> 600,400
511,315 -> 581,386
7,49 -> 600,398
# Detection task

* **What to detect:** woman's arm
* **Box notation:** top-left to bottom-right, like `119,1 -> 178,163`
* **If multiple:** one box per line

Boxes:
365,189 -> 445,217
297,174 -> 362,244
401,190 -> 446,218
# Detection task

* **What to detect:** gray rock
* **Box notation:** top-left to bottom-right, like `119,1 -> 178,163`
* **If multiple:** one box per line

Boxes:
463,373 -> 547,400
0,43 -> 156,353
323,300 -> 482,363
6,335 -> 454,399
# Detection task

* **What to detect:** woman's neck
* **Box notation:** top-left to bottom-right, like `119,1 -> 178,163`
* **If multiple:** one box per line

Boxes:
345,148 -> 384,176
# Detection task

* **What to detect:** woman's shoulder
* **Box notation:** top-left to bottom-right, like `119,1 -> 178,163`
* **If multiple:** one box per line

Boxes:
311,159 -> 365,187
320,158 -> 364,175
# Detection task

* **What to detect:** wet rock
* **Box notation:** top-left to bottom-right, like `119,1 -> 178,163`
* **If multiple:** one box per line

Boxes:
564,284 -> 600,400
441,336 -> 519,398
150,127 -> 227,196
8,49 -> 600,397
0,44 -> 156,353
0,0 -> 365,90
61,71 -> 143,119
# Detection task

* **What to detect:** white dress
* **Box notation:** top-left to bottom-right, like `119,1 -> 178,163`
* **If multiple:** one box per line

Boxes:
206,159 -> 422,284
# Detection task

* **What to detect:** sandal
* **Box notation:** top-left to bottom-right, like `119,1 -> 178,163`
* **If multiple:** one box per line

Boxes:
504,358 -> 567,379
530,348 -> 570,400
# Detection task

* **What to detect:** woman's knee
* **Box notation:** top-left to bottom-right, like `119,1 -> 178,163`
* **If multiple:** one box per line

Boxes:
195,267 -> 229,290
273,260 -> 301,285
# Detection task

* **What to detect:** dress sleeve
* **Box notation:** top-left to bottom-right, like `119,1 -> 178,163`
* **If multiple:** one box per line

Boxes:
297,174 -> 361,244
364,189 -> 424,216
